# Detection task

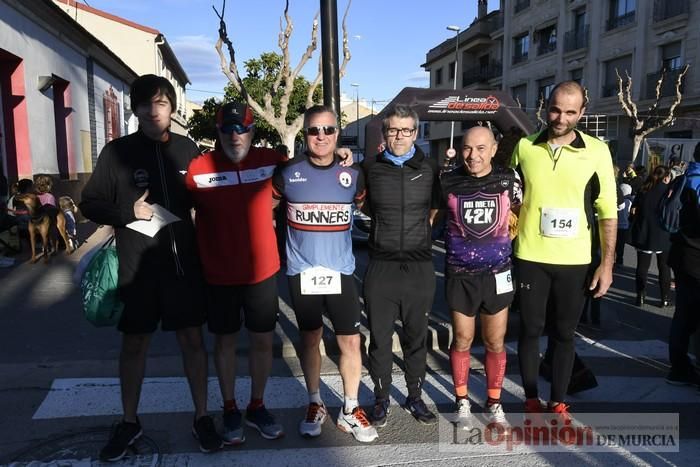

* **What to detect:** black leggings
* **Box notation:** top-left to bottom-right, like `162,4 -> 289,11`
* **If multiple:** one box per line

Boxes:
635,250 -> 671,298
516,259 -> 589,403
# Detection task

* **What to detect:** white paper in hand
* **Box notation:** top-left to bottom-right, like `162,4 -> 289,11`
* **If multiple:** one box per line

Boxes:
126,204 -> 181,238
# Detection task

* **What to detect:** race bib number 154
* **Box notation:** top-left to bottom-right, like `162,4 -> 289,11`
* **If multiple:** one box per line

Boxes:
540,207 -> 580,238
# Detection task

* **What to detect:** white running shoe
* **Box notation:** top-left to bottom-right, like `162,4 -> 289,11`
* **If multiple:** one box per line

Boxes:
299,402 -> 327,437
486,402 -> 507,425
455,399 -> 472,430
336,407 -> 378,443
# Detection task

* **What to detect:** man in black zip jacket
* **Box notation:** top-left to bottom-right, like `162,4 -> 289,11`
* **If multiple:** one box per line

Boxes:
361,105 -> 441,427
80,75 -> 221,460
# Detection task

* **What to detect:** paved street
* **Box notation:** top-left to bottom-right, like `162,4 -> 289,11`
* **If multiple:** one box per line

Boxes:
0,224 -> 698,466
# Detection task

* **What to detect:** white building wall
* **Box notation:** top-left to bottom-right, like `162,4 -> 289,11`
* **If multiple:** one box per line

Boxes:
1,1 -> 134,180
0,1 -> 87,175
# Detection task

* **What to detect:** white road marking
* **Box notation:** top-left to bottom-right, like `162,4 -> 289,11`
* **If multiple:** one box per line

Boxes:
33,370 -> 697,420
30,440 -> 700,466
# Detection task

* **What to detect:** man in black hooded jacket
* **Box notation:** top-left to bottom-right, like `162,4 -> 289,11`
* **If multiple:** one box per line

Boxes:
80,75 -> 220,460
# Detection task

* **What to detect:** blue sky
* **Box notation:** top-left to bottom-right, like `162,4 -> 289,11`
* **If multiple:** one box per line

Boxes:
86,0 -> 492,107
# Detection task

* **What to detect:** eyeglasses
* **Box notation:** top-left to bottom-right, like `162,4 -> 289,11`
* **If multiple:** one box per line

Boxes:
305,126 -> 337,136
220,123 -> 254,135
385,127 -> 416,137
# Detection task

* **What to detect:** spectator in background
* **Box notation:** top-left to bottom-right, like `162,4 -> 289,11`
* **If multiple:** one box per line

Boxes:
667,143 -> 700,386
630,165 -> 646,195
629,165 -> 672,307
669,157 -> 685,181
615,183 -> 634,268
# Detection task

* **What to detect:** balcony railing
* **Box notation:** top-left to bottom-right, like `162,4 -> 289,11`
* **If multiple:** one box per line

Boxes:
512,52 -> 528,65
514,0 -> 530,14
646,68 -> 686,99
564,25 -> 589,52
462,61 -> 503,87
653,0 -> 689,22
607,11 -> 635,30
537,41 -> 557,56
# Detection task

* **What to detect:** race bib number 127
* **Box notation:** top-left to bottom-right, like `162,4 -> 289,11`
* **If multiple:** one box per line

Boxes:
300,266 -> 342,295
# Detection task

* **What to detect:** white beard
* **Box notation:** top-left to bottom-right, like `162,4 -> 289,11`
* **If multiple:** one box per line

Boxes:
222,146 -> 247,163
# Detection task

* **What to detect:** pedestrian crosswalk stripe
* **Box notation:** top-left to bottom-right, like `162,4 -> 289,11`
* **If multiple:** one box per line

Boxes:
46,440 -> 696,466
33,371 -> 696,420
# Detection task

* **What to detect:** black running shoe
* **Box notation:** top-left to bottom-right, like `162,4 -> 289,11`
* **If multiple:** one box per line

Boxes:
245,405 -> 284,440
192,415 -> 223,453
371,398 -> 390,427
402,396 -> 437,425
99,419 -> 142,462
666,370 -> 700,387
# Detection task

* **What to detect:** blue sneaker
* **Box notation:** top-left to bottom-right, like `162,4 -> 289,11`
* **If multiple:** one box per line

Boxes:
402,396 -> 437,425
222,409 -> 245,445
245,405 -> 284,440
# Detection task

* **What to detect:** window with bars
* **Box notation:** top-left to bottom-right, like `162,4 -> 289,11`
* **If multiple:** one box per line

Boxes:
513,33 -> 529,64
537,77 -> 556,104
662,42 -> 682,71
579,115 -> 619,139
607,0 -> 636,30
536,25 -> 557,55
603,55 -> 632,97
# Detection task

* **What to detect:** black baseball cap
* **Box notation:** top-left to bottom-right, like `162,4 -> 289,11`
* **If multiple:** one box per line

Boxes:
216,101 -> 254,131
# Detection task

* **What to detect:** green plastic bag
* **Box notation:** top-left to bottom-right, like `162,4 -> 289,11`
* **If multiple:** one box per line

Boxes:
81,237 -> 123,326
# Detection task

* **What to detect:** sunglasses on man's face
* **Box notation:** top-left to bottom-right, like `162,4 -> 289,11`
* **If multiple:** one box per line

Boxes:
305,125 -> 337,136
220,123 -> 254,135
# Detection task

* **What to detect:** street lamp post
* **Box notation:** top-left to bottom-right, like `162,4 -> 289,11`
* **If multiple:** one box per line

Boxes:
446,25 -> 460,156
351,82 -> 360,149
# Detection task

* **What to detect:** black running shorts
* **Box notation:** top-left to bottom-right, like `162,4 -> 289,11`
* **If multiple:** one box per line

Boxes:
446,270 -> 515,317
118,272 -> 206,334
287,273 -> 361,335
206,274 -> 280,334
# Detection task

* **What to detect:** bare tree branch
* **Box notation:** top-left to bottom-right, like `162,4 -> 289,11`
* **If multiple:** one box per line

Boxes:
535,94 -> 546,127
615,64 -> 690,162
213,0 -> 353,157
654,64 -> 689,130
306,58 -> 324,107
291,12 -> 319,79
615,68 -> 634,119
213,0 -> 245,97
338,0 -> 353,78
272,0 -> 293,96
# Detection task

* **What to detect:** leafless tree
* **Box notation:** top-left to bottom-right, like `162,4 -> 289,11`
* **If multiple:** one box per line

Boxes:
616,65 -> 689,163
535,94 -> 546,129
214,0 -> 352,157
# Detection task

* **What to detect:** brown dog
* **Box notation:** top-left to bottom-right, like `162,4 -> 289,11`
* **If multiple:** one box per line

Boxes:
14,193 -> 74,263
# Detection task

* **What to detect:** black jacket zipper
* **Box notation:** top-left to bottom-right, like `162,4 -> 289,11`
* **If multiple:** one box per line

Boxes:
156,143 -> 185,276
